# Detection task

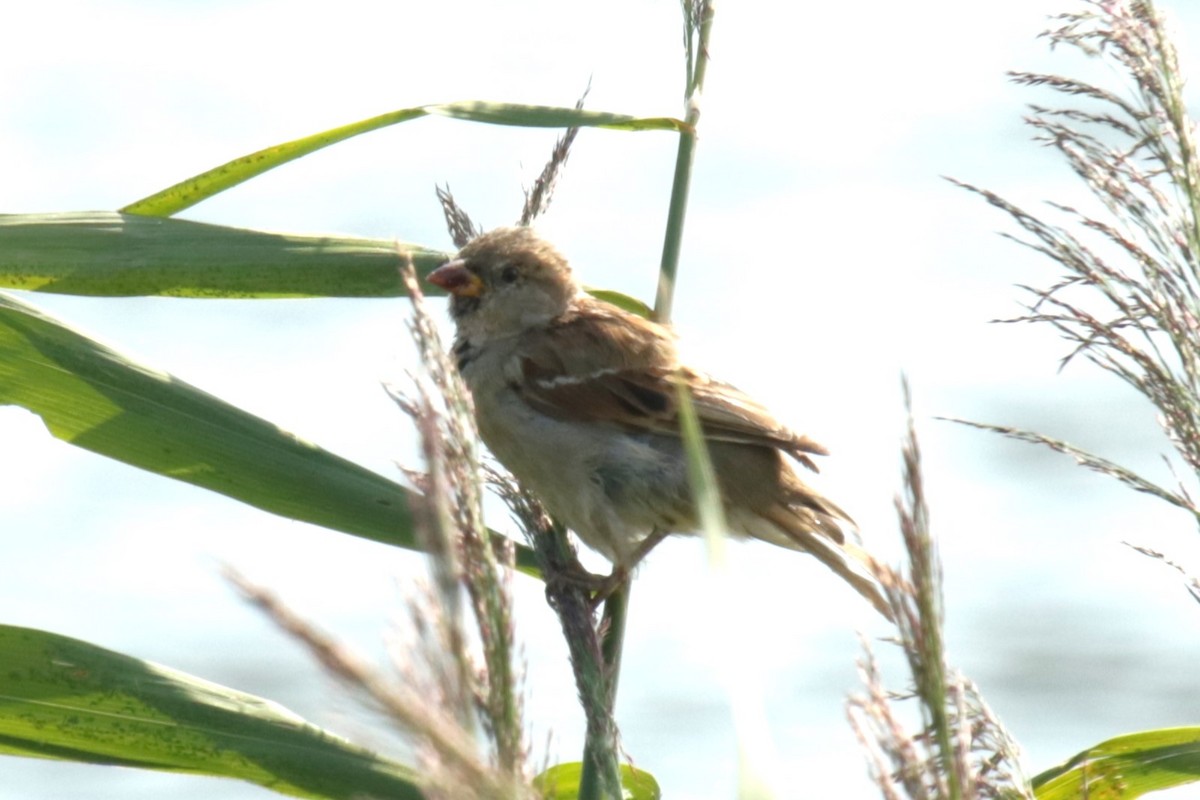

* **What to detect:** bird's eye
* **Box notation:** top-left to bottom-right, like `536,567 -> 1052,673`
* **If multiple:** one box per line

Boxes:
499,265 -> 520,284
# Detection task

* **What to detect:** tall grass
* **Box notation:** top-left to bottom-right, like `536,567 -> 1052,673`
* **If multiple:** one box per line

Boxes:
843,2 -> 1200,798
953,0 -> 1200,528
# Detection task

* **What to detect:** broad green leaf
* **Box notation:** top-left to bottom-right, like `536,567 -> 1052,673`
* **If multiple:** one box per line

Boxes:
0,212 -> 450,298
0,625 -> 422,800
533,762 -> 661,800
1033,727 -> 1200,799
0,290 -> 541,574
123,102 -> 688,217
0,213 -> 653,318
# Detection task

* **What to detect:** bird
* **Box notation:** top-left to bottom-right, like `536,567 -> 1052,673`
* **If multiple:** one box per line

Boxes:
426,226 -> 890,619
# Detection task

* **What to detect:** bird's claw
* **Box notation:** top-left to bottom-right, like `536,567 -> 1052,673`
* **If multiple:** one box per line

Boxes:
587,566 -> 630,609
542,562 -> 631,611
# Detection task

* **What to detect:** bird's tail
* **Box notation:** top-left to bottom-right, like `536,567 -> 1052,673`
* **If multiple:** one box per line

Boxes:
751,502 -> 895,623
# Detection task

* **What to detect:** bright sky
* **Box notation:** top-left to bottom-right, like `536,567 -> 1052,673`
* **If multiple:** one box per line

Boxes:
5,2 -> 1200,798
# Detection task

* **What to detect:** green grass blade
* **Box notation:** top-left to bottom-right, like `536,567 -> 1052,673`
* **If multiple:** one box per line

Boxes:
121,107 -> 427,217
0,625 -> 423,800
0,212 -> 450,298
0,290 -> 541,574
122,103 -> 686,217
673,379 -> 727,559
1032,727 -> 1200,799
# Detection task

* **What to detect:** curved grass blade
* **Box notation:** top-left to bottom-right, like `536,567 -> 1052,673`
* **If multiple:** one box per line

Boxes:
0,212 -> 450,298
123,102 -> 688,218
532,762 -> 661,800
0,625 -> 423,800
1032,727 -> 1200,799
0,290 -> 541,574
122,106 -> 425,218
0,289 -> 413,543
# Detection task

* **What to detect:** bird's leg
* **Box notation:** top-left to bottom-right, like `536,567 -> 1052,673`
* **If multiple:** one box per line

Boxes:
587,566 -> 629,610
589,527 -> 672,608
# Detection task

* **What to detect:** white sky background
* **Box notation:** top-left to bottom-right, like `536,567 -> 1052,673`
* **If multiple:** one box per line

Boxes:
5,1 -> 1200,798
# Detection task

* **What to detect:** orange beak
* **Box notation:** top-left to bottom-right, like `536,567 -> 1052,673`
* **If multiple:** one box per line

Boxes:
427,260 -> 484,297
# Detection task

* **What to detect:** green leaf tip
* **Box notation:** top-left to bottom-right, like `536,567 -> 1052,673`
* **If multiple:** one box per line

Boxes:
534,761 -> 662,800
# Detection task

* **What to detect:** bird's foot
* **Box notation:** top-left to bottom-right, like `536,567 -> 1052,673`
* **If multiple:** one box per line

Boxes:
543,562 -> 609,608
543,529 -> 672,610
587,566 -> 631,609
542,562 -> 630,610
586,528 -> 672,608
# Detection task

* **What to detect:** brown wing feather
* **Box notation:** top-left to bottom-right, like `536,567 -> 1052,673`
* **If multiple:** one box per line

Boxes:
512,298 -> 828,471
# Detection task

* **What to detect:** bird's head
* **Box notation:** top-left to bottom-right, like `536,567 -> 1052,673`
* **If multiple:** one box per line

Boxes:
427,227 -> 581,339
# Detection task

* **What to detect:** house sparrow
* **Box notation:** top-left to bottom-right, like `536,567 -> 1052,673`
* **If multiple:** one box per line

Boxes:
427,226 -> 890,619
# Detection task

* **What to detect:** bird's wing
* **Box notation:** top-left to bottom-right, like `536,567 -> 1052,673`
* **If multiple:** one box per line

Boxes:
510,300 -> 828,470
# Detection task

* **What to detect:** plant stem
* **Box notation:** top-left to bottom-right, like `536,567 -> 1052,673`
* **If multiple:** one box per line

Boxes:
654,131 -> 696,322
599,583 -> 630,697
571,596 -> 622,800
578,584 -> 630,800
653,0 -> 713,321
579,4 -> 715,799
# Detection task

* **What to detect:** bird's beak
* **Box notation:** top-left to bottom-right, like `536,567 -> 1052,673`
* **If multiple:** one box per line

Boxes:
427,259 -> 484,297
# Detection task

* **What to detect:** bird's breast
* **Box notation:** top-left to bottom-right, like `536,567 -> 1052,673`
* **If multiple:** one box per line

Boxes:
456,343 -> 697,563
